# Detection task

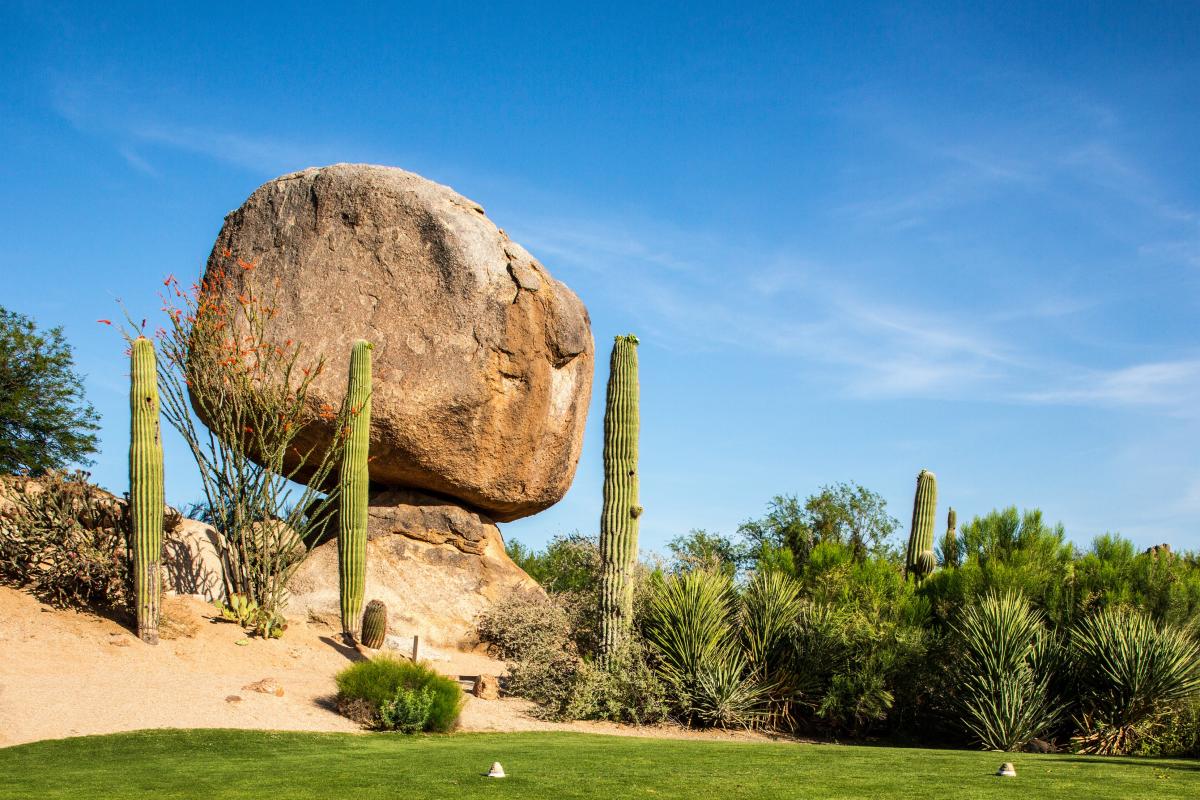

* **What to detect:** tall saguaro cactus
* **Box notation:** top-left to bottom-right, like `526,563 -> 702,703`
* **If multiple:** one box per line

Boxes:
599,334 -> 641,662
338,340 -> 373,642
129,337 -> 164,644
905,469 -> 938,580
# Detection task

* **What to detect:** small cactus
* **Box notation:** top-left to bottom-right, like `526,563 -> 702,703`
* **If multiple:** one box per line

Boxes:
599,334 -> 640,662
338,340 -> 373,642
361,599 -> 387,648
129,337 -> 164,644
905,469 -> 937,581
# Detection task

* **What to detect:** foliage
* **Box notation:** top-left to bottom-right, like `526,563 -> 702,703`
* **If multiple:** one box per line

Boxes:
564,640 -> 671,725
378,686 -> 436,733
150,263 -> 348,629
1069,606 -> 1200,754
0,306 -> 100,475
738,484 -> 899,572
0,471 -> 178,611
506,533 -> 601,593
950,591 -> 1063,751
667,529 -> 747,578
334,658 -> 462,733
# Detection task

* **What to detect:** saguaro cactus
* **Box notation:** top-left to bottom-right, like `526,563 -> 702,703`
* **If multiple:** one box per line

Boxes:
599,334 -> 641,662
941,507 -> 959,568
339,340 -> 373,642
905,469 -> 937,580
129,337 -> 164,644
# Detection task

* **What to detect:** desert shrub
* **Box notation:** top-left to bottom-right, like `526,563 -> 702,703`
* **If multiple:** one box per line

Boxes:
478,583 -> 669,724
379,686 -> 436,733
334,658 -> 462,733
0,471 -> 176,611
1072,536 -> 1200,628
950,591 -> 1063,752
1069,606 -> 1200,754
690,653 -> 769,729
564,640 -> 671,725
1131,700 -> 1200,757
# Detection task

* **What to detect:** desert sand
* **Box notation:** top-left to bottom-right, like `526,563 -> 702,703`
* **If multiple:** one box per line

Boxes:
0,587 -> 780,747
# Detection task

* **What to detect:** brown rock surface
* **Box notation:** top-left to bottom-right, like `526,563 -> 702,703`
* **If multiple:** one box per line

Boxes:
286,489 -> 541,649
199,163 -> 594,521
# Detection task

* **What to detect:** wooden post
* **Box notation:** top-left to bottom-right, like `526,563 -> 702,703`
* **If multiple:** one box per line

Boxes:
412,634 -> 420,662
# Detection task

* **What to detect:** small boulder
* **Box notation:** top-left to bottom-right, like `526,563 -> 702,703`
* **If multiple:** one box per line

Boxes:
242,678 -> 284,697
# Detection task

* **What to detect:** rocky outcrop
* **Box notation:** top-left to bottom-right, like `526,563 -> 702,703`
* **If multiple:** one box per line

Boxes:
286,489 -> 539,648
198,163 -> 594,521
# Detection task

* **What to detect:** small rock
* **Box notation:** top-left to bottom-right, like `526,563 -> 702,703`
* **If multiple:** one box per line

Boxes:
225,695 -> 243,703
242,678 -> 284,697
108,634 -> 131,647
473,674 -> 500,700
997,762 -> 1017,777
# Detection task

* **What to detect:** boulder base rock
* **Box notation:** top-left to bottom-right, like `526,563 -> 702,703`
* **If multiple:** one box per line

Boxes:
286,490 -> 540,649
200,163 -> 594,521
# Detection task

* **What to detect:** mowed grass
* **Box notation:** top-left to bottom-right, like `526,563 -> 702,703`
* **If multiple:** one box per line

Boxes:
0,729 -> 1196,799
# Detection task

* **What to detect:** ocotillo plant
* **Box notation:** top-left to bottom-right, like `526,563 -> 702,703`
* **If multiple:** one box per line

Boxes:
361,599 -> 387,649
129,337 -> 164,644
339,340 -> 373,642
905,469 -> 937,580
599,334 -> 641,662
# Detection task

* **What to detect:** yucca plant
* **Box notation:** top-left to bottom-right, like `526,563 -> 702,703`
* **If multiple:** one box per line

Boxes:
691,652 -> 769,729
952,591 -> 1063,751
739,570 -> 803,727
646,570 -> 769,726
646,570 -> 737,688
1070,606 -> 1200,755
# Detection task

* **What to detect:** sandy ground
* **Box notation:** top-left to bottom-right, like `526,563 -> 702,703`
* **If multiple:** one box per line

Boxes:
0,587 -> 784,747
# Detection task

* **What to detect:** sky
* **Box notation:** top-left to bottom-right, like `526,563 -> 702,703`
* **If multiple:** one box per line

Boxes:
1,1 -> 1198,554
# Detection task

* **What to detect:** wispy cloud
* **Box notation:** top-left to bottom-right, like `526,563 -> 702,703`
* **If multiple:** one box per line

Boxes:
1020,360 -> 1200,411
50,74 -> 345,175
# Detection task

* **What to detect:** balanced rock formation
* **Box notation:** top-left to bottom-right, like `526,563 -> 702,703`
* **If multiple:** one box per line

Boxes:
198,163 -> 594,522
285,488 -> 539,648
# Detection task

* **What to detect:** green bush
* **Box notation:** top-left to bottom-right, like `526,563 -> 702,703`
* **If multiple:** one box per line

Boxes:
1069,606 -> 1200,754
950,591 -> 1063,752
379,686 -> 436,733
334,658 -> 462,733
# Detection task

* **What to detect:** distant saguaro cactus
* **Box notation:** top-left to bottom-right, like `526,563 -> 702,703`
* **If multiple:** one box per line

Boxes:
129,337 -> 164,644
599,334 -> 641,662
905,469 -> 937,581
941,507 -> 959,568
339,340 -> 373,642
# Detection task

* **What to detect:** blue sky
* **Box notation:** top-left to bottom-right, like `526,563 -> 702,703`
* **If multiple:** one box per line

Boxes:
2,2 -> 1198,553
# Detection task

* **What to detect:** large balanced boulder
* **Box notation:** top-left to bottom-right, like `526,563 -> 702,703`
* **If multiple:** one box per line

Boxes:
200,164 -> 594,521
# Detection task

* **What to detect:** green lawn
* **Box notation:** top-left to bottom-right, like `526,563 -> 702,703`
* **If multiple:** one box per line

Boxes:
0,729 -> 1195,799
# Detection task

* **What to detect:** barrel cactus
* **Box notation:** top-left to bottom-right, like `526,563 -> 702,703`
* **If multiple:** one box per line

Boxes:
129,337 -> 164,644
338,340 -> 373,642
905,469 -> 937,580
361,599 -> 387,649
599,334 -> 641,662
